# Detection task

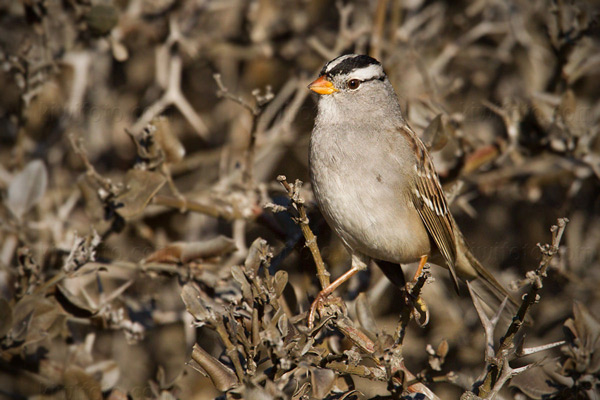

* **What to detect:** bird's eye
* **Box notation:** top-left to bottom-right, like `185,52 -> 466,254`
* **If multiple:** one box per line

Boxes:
347,79 -> 360,90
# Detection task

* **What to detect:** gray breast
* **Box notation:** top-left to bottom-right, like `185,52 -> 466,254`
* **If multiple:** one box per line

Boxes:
309,123 -> 431,264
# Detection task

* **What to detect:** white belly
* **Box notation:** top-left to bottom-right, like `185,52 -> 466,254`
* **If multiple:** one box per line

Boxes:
309,132 -> 431,263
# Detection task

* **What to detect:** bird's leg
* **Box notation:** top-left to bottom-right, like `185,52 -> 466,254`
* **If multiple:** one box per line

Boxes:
308,255 -> 368,329
405,255 -> 430,327
410,255 -> 428,283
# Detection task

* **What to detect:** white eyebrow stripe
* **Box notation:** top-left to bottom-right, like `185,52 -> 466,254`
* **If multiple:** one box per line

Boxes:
349,64 -> 384,81
324,54 -> 357,73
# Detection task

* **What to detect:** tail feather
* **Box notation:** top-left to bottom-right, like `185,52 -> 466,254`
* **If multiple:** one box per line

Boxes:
456,231 -> 530,325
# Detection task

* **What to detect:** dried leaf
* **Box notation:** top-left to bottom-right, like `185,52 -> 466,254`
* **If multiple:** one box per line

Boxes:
191,344 -> 238,391
153,117 -> 185,164
143,236 -> 236,263
292,382 -> 311,400
437,339 -> 449,358
422,114 -> 448,152
509,362 -> 562,399
273,270 -> 288,299
63,366 -> 103,400
11,294 -> 63,346
310,367 -> 336,399
6,159 -> 48,220
231,265 -> 253,301
181,283 -> 213,324
244,238 -> 269,278
355,292 -> 379,338
463,145 -> 499,174
573,301 -> 600,349
0,298 -> 13,338
113,169 -> 166,219
564,301 -> 600,374
277,313 -> 288,337
55,284 -> 96,318
334,317 -> 376,354
26,299 -> 65,344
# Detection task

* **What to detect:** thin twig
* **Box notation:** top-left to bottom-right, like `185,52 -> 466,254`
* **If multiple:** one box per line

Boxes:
475,218 -> 569,398
132,29 -> 208,138
394,267 -> 431,345
68,134 -> 119,194
213,73 -> 259,115
370,0 -> 389,60
152,194 -> 249,221
277,175 -> 330,289
307,1 -> 368,60
213,73 -> 272,185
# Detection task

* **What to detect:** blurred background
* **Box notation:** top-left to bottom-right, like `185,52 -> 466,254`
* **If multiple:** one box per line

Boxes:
0,0 -> 599,399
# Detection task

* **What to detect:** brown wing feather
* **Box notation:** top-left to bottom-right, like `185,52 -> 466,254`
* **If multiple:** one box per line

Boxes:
400,125 -> 460,290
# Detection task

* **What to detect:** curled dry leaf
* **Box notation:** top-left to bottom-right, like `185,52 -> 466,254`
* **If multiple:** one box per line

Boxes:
273,270 -> 288,299
355,292 -> 379,339
153,117 -> 185,164
422,114 -> 448,152
8,294 -> 65,350
563,301 -> 600,375
463,144 -> 499,174
244,238 -> 270,278
113,169 -> 166,219
180,283 -> 214,326
55,284 -> 96,318
191,344 -> 238,392
292,382 -> 311,400
437,339 -> 449,359
143,236 -> 237,264
231,265 -> 253,301
509,360 -> 566,399
310,367 -> 336,399
6,159 -> 48,220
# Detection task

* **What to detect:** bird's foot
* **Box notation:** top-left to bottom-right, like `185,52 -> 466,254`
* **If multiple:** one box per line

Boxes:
400,286 -> 430,327
308,291 -> 346,330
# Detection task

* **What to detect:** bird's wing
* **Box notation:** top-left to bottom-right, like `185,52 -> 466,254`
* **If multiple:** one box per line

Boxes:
399,124 -> 459,290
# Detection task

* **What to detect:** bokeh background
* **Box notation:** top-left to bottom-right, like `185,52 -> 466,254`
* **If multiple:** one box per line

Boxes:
1,0 -> 599,399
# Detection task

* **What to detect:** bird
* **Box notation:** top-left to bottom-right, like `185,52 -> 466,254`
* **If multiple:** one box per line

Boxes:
307,54 -> 517,326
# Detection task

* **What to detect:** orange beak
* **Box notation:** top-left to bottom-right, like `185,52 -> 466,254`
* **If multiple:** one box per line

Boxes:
308,75 -> 338,95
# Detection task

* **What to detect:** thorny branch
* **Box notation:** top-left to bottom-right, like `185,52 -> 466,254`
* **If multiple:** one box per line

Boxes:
69,134 -> 120,195
131,19 -> 208,138
472,218 -> 569,398
213,73 -> 273,184
394,266 -> 431,346
307,1 -> 369,60
275,175 -> 330,289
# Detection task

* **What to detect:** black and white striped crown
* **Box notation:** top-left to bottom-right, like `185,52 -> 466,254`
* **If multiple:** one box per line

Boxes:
320,54 -> 385,81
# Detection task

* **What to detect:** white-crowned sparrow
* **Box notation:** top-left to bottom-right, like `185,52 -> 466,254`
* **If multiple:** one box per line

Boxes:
308,54 -> 515,324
